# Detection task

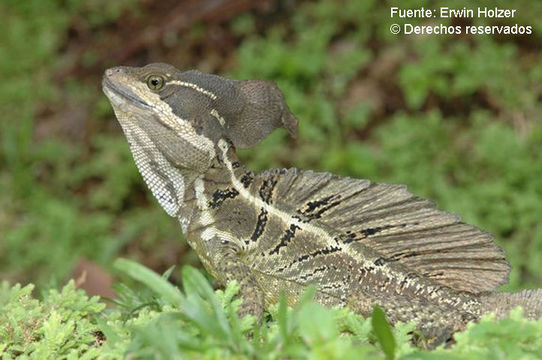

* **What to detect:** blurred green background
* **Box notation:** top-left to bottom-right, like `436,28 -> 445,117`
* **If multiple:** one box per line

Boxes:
1,0 -> 541,295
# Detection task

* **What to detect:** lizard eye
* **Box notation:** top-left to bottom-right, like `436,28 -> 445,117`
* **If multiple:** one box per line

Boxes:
146,75 -> 165,90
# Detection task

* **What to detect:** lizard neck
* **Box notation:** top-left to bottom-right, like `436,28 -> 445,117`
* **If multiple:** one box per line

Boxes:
179,139 -> 252,275
180,138 -> 250,232
206,140 -> 248,185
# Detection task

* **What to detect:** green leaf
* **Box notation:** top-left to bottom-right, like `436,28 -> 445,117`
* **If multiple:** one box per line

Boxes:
297,302 -> 338,344
162,265 -> 176,280
113,258 -> 183,307
179,266 -> 236,348
372,306 -> 396,360
95,315 -> 120,344
277,291 -> 289,343
181,266 -> 230,334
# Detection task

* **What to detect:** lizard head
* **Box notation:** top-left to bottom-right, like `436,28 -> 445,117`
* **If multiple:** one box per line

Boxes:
102,63 -> 298,174
102,63 -> 217,173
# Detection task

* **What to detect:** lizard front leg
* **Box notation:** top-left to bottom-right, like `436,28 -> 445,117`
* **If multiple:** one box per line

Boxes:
210,239 -> 265,320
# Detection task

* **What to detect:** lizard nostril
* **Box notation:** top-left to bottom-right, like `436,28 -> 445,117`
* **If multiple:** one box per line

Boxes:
105,67 -> 122,77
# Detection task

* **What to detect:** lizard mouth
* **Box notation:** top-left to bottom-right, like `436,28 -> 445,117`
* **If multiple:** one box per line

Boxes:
102,77 -> 152,110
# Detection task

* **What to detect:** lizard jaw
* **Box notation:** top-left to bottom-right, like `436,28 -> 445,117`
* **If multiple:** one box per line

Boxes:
102,70 -> 152,111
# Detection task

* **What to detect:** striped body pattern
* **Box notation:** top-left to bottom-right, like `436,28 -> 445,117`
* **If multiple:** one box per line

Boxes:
102,63 -> 542,345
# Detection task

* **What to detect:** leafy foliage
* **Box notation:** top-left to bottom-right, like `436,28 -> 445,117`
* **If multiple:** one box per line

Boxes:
1,261 -> 541,359
0,281 -> 105,359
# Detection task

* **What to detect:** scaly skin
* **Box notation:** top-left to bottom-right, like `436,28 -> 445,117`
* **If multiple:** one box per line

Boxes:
102,63 -> 541,345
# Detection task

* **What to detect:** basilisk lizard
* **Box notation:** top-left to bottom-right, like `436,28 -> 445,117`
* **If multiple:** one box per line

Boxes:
102,63 -> 541,343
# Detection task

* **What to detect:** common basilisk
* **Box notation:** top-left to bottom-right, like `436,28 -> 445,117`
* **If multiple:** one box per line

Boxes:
102,63 -> 541,344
